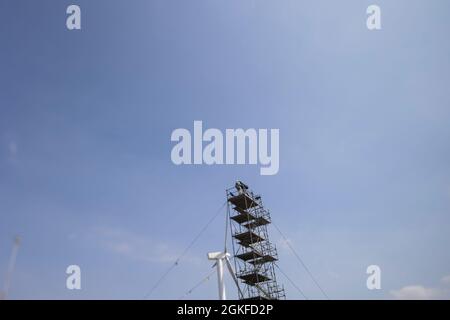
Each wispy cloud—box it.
[90,226,201,265]
[8,141,17,157]
[390,274,450,300]
[5,140,18,162]
[441,275,450,285]
[390,285,444,300]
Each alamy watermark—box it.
[64,4,381,31]
[66,5,81,30]
[66,265,81,290]
[171,121,279,175]
[367,5,381,30]
[366,265,381,290]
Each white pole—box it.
[217,258,226,300]
[208,251,229,300]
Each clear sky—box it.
[1,0,450,299]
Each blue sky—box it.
[1,0,450,299]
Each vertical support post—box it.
[217,258,226,300]
[208,252,228,300]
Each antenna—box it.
[1,236,21,300]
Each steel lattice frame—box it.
[227,182,285,300]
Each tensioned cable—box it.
[274,263,308,300]
[272,221,330,300]
[178,269,216,300]
[143,201,227,299]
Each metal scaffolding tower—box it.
[227,181,285,300]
